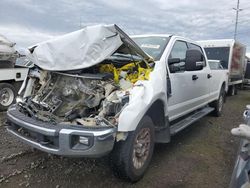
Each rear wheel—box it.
[211,87,225,117]
[110,116,155,182]
[0,83,16,111]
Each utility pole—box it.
[233,0,242,39]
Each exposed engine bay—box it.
[17,58,153,127]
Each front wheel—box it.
[110,116,155,182]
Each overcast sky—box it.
[0,0,250,52]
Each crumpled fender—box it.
[118,60,168,132]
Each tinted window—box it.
[204,47,230,69]
[188,43,206,66]
[188,43,203,53]
[132,36,170,61]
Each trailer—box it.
[0,34,28,110]
[244,56,250,87]
[198,39,246,95]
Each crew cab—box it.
[6,24,227,182]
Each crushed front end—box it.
[6,25,153,157]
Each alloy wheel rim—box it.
[132,128,151,169]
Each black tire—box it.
[0,83,16,111]
[110,116,155,182]
[211,87,225,117]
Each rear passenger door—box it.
[186,42,211,106]
[167,40,210,121]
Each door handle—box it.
[207,74,212,79]
[192,75,198,80]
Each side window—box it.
[188,43,206,66]
[169,41,188,59]
[188,43,202,52]
[168,41,188,73]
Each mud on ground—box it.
[0,90,250,188]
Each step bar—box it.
[170,106,214,135]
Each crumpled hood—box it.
[28,24,151,71]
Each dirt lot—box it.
[0,90,250,188]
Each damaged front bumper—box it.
[6,105,117,157]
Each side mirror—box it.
[168,58,181,65]
[185,49,205,71]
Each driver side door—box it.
[167,40,209,121]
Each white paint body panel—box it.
[118,57,167,131]
[118,35,227,131]
[166,37,227,121]
[0,68,28,82]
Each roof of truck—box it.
[131,34,201,45]
[131,34,172,38]
[131,34,195,40]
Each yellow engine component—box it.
[99,64,119,83]
[99,62,152,84]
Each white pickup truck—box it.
[6,25,227,182]
[0,34,29,110]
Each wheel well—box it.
[221,82,227,102]
[0,80,23,92]
[0,79,15,84]
[145,100,165,128]
[222,82,226,90]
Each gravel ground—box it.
[0,90,249,188]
